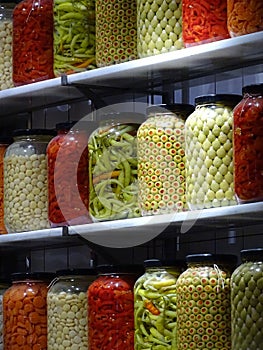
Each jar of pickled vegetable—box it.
[0,279,10,350]
[137,0,183,58]
[12,0,54,86]
[54,0,96,75]
[227,0,263,37]
[185,94,242,210]
[47,268,96,349]
[4,129,56,233]
[47,121,92,227]
[96,0,137,67]
[176,254,235,350]
[3,272,55,350]
[88,113,145,222]
[0,2,14,90]
[231,248,263,350]
[233,84,263,204]
[182,0,230,47]
[137,103,194,215]
[88,264,141,350]
[134,259,177,350]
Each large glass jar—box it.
[185,94,242,210]
[47,268,96,349]
[0,280,10,350]
[231,248,263,350]
[227,0,263,37]
[88,264,141,350]
[4,129,56,233]
[137,0,183,58]
[54,0,96,76]
[96,0,137,67]
[3,272,54,350]
[88,113,145,222]
[233,84,263,204]
[134,259,177,350]
[182,0,230,47]
[137,104,194,215]
[0,2,14,90]
[12,0,54,86]
[176,254,235,350]
[47,122,92,227]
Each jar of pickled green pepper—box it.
[176,254,236,350]
[137,103,194,216]
[134,259,177,350]
[231,248,263,350]
[88,113,145,222]
[185,94,242,210]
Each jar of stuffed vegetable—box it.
[47,268,96,349]
[12,0,54,86]
[231,248,263,350]
[233,84,263,204]
[3,272,55,350]
[176,254,236,350]
[137,103,194,215]
[4,129,56,233]
[47,121,92,227]
[134,259,177,350]
[185,94,242,210]
[88,113,145,222]
[87,264,142,350]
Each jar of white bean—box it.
[47,268,96,350]
[0,2,14,90]
[3,129,56,233]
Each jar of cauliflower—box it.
[4,129,56,233]
[185,94,242,210]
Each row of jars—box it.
[0,248,262,349]
[0,0,262,89]
[0,83,263,233]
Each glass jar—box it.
[0,280,10,350]
[137,0,183,58]
[47,268,96,349]
[185,94,242,210]
[88,264,141,350]
[137,104,194,215]
[182,0,230,47]
[134,259,177,350]
[176,254,235,350]
[233,84,263,204]
[88,113,145,222]
[4,129,56,233]
[227,0,263,37]
[3,272,54,350]
[231,248,263,350]
[0,137,12,234]
[0,2,14,90]
[54,0,96,76]
[12,0,54,86]
[47,122,92,227]
[96,0,137,67]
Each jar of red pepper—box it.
[182,0,230,47]
[233,84,263,204]
[12,0,54,86]
[87,264,142,350]
[47,121,92,227]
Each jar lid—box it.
[97,264,144,274]
[195,94,242,106]
[11,272,56,281]
[242,84,263,94]
[147,104,195,117]
[143,259,163,268]
[56,268,97,276]
[55,121,77,131]
[12,128,56,137]
[241,248,263,262]
[186,253,237,264]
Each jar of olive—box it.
[176,254,236,350]
[185,94,242,210]
[231,248,263,350]
[137,103,194,215]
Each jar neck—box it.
[14,135,53,142]
[244,92,263,98]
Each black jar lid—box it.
[12,128,56,137]
[241,248,263,262]
[195,94,242,106]
[242,84,263,94]
[147,104,195,118]
[11,271,56,282]
[56,268,97,276]
[186,253,237,265]
[143,259,163,268]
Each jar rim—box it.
[12,128,56,137]
[241,248,263,261]
[11,271,55,281]
[242,84,263,95]
[195,94,242,106]
[147,103,195,117]
[186,253,237,265]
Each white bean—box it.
[0,19,13,90]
